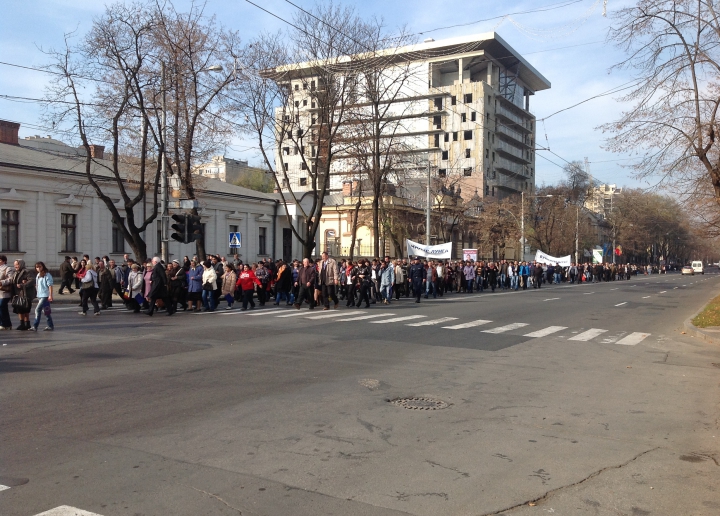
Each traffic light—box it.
[171,214,188,243]
[186,214,203,243]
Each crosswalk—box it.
[222,308,653,346]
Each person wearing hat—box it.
[167,259,187,314]
[408,256,426,303]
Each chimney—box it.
[88,144,105,159]
[342,180,352,197]
[0,120,20,145]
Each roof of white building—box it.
[0,142,277,202]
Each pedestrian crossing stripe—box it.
[370,315,426,324]
[0,485,9,492]
[337,313,396,321]
[33,507,103,516]
[443,319,492,330]
[482,323,529,334]
[406,317,458,327]
[568,328,608,341]
[306,312,347,320]
[616,332,650,345]
[524,326,567,338]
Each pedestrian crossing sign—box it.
[229,232,242,248]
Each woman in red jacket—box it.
[235,264,261,311]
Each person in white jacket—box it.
[126,263,145,313]
[201,260,218,312]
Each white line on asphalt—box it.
[482,322,529,334]
[337,313,396,322]
[407,317,458,327]
[219,308,283,316]
[543,298,560,301]
[674,287,678,289]
[615,302,627,306]
[616,332,651,346]
[584,292,595,295]
[659,291,667,294]
[0,484,9,492]
[442,319,493,329]
[524,326,567,338]
[371,315,426,324]
[610,288,618,290]
[243,308,286,316]
[642,296,651,299]
[33,507,104,516]
[305,312,349,320]
[683,285,687,287]
[568,328,608,341]
[276,311,314,318]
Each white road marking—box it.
[443,319,493,329]
[674,287,678,289]
[615,302,627,306]
[616,332,651,345]
[276,311,314,318]
[543,298,560,301]
[568,328,608,341]
[407,317,458,327]
[33,507,104,516]
[584,292,595,295]
[524,326,567,338]
[0,484,9,492]
[219,308,283,316]
[482,322,529,334]
[659,291,667,294]
[337,313,396,322]
[610,288,618,290]
[306,312,350,320]
[243,308,286,316]
[642,296,651,299]
[370,315,426,324]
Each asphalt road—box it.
[2,271,720,516]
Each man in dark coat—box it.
[408,256,426,303]
[58,256,75,294]
[146,257,168,316]
[294,258,317,310]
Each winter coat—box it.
[236,270,261,291]
[187,266,203,293]
[221,271,237,296]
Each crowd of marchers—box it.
[1,251,655,333]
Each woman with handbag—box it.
[9,259,36,330]
[30,261,54,331]
[201,260,217,312]
[79,262,101,316]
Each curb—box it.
[683,309,720,345]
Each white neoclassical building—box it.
[0,120,300,267]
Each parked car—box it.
[681,265,695,276]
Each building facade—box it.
[193,155,251,183]
[273,32,550,203]
[0,120,301,268]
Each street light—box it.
[159,62,224,264]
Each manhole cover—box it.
[389,397,448,410]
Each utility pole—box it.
[520,191,525,261]
[426,159,431,246]
[160,61,169,264]
[575,204,579,264]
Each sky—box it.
[0,0,644,189]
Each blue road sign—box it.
[229,232,242,248]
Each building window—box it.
[311,80,316,91]
[295,101,299,108]
[433,115,441,128]
[303,99,307,106]
[441,150,448,160]
[463,167,472,176]
[434,98,443,109]
[258,227,267,255]
[303,82,308,90]
[453,132,458,141]
[471,112,476,121]
[492,186,495,196]
[111,217,124,254]
[464,93,473,103]
[301,162,307,170]
[284,162,289,172]
[300,177,307,186]
[433,134,440,147]
[294,84,299,91]
[464,130,473,140]
[283,147,289,155]
[311,101,316,108]
[485,185,489,196]
[451,95,456,105]
[295,115,299,123]
[438,169,447,178]
[485,149,489,158]
[444,132,449,143]
[60,213,76,252]
[1,209,19,252]
[461,113,466,123]
[465,148,471,158]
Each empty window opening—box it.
[444,133,449,143]
[434,134,440,147]
[294,84,299,91]
[451,95,457,106]
[471,112,476,122]
[438,169,447,177]
[442,150,449,160]
[453,132,458,141]
[464,93,473,103]
[283,162,288,171]
[295,101,300,108]
[465,148,471,158]
[300,177,307,186]
[461,113,466,123]
[464,130,473,140]
[463,167,472,176]
[303,99,307,106]
[433,115,441,128]
[434,98,443,109]
[301,162,307,170]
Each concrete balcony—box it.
[496,123,531,147]
[495,155,529,178]
[495,140,531,163]
[495,104,532,133]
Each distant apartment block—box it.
[194,155,251,184]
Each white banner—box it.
[406,239,453,259]
[534,250,572,267]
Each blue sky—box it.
[1,0,642,188]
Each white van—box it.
[691,261,704,274]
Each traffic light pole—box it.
[160,61,169,264]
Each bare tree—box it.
[603,1,720,204]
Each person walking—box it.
[58,256,75,295]
[201,260,217,312]
[79,262,101,316]
[126,263,144,313]
[186,259,203,312]
[319,251,339,310]
[294,258,317,310]
[379,260,395,304]
[30,262,54,331]
[236,263,260,310]
[146,257,169,316]
[408,257,425,303]
[97,261,114,309]
[0,255,13,330]
[463,260,476,293]
[167,259,187,313]
[5,259,35,330]
[221,264,237,310]
[274,260,293,306]
[393,259,406,300]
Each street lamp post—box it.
[426,160,431,246]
